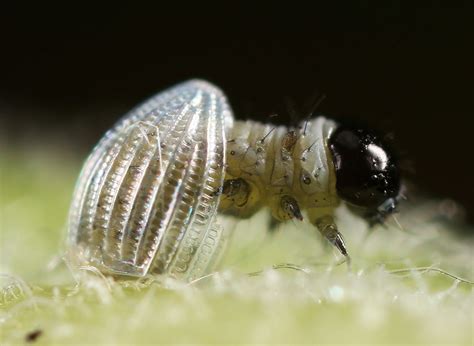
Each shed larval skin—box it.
[68,80,232,281]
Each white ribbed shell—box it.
[68,80,232,281]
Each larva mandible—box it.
[68,79,401,281]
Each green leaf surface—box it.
[1,149,473,345]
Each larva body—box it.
[68,80,401,281]
[222,118,338,222]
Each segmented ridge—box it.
[91,126,145,257]
[76,132,128,248]
[134,93,204,271]
[148,139,204,274]
[164,104,216,275]
[104,123,159,262]
[169,92,227,278]
[187,221,226,282]
[148,91,212,275]
[117,96,197,273]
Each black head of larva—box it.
[328,125,401,224]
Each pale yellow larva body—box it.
[68,79,343,281]
[221,118,339,222]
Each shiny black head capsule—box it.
[328,125,401,223]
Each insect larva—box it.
[68,79,401,281]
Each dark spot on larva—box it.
[25,329,43,343]
[256,147,263,153]
[230,150,236,155]
[301,157,306,162]
[282,130,298,152]
[303,175,311,184]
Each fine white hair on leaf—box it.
[0,273,34,303]
[3,85,474,344]
[77,265,114,291]
[389,266,474,285]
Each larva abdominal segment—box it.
[68,79,347,281]
[223,118,339,221]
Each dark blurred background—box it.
[1,3,473,221]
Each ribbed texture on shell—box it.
[68,80,232,280]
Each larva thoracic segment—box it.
[68,79,401,281]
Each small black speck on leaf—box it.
[25,329,43,343]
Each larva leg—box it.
[268,196,303,231]
[221,178,251,207]
[279,195,303,221]
[218,177,267,220]
[310,212,351,266]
